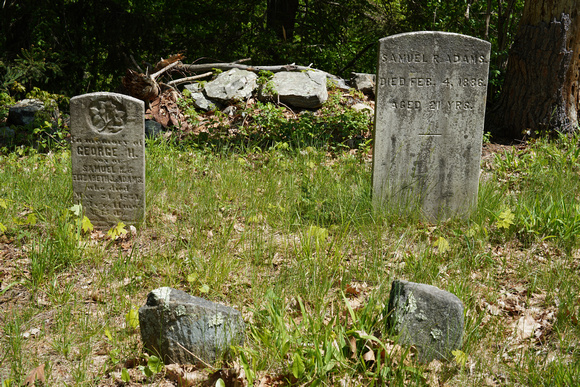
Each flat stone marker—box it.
[387,280,464,363]
[71,92,145,228]
[372,32,491,220]
[139,287,245,365]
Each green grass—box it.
[1,133,580,385]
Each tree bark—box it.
[486,0,579,138]
[267,0,299,40]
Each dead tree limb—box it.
[167,72,213,87]
[176,62,347,86]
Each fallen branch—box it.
[166,71,213,87]
[176,62,347,87]
[150,60,181,80]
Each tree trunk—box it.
[486,0,579,138]
[267,0,299,40]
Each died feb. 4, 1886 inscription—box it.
[372,32,491,220]
[71,92,145,228]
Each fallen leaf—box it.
[165,364,208,386]
[362,348,375,362]
[21,328,41,339]
[515,313,540,340]
[24,364,45,386]
[349,336,357,359]
[345,283,361,296]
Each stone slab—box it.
[204,68,258,102]
[351,72,376,95]
[372,32,491,220]
[139,287,244,365]
[259,71,328,109]
[8,99,45,126]
[70,92,145,228]
[387,280,464,363]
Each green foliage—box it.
[0,46,62,96]
[121,368,130,383]
[0,92,15,121]
[0,0,524,99]
[236,90,371,150]
[0,86,69,154]
[496,208,515,230]
[107,222,128,240]
[139,355,163,379]
[125,308,140,330]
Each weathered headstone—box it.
[139,287,245,365]
[387,280,464,363]
[372,32,491,219]
[71,92,145,228]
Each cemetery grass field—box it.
[1,135,580,386]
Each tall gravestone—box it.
[71,92,145,228]
[372,32,491,220]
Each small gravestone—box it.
[70,92,145,228]
[387,280,464,363]
[139,287,244,365]
[372,32,491,220]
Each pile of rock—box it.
[182,69,375,112]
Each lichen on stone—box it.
[430,328,443,341]
[208,312,224,328]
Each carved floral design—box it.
[89,99,127,133]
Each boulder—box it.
[139,287,244,365]
[204,68,258,102]
[387,280,464,363]
[351,103,374,115]
[184,84,220,112]
[351,73,376,96]
[7,99,45,126]
[260,71,328,109]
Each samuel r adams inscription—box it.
[372,32,491,220]
[71,92,145,227]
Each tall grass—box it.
[1,134,580,385]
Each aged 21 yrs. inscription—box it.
[71,92,145,228]
[372,32,491,220]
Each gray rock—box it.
[184,84,219,112]
[351,103,374,115]
[7,99,45,126]
[326,75,350,91]
[351,73,376,95]
[139,287,244,365]
[222,105,237,117]
[204,68,258,102]
[259,71,328,109]
[387,280,464,363]
[145,119,164,138]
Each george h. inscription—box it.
[71,92,145,228]
[372,32,491,220]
